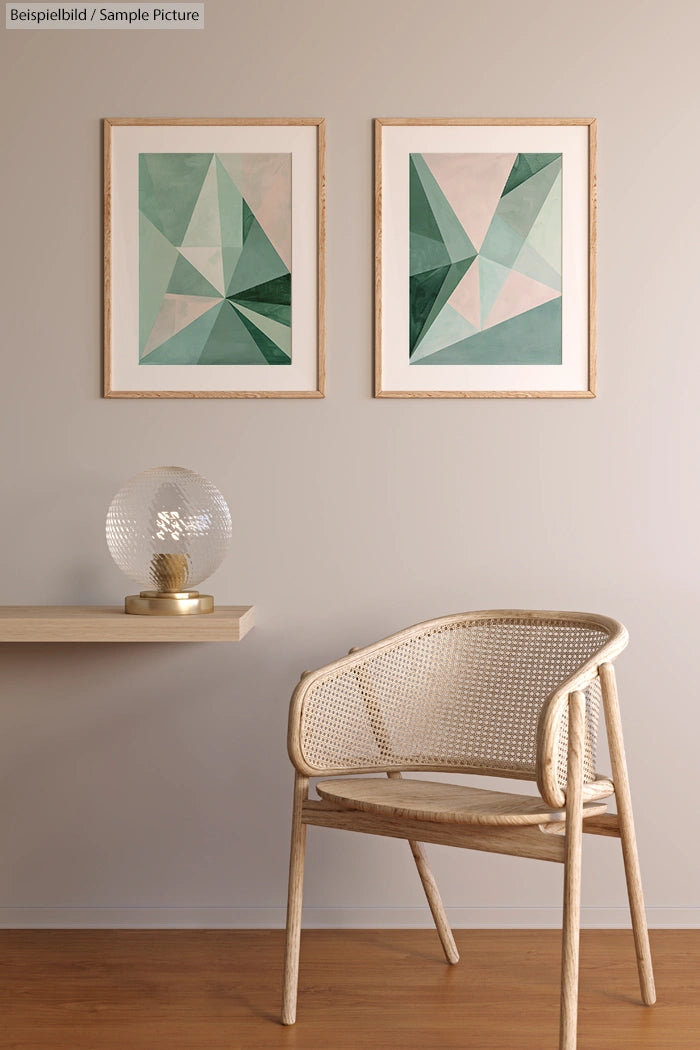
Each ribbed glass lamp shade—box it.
[106,466,232,614]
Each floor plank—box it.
[0,929,696,1049]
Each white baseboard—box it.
[0,906,697,929]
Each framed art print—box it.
[104,118,325,397]
[375,118,596,398]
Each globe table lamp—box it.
[106,466,232,615]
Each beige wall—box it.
[1,0,697,928]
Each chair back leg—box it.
[560,691,585,1050]
[407,839,460,964]
[387,772,459,965]
[600,663,656,1005]
[282,773,309,1025]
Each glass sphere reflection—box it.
[106,466,232,592]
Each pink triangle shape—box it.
[448,261,481,330]
[483,269,561,331]
[423,153,516,251]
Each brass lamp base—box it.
[125,591,215,615]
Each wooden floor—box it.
[0,929,697,1049]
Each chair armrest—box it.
[536,624,627,808]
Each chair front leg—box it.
[600,663,656,1005]
[560,691,585,1050]
[282,773,309,1025]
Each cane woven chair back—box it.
[288,611,628,808]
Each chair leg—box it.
[282,773,309,1025]
[600,663,656,1005]
[386,772,459,964]
[408,839,460,964]
[560,691,585,1050]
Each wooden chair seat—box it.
[316,777,609,826]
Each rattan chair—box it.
[281,610,655,1048]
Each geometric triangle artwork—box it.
[139,152,292,366]
[409,152,562,366]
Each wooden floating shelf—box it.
[0,606,254,643]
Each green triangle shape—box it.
[411,303,478,363]
[227,216,289,297]
[496,156,562,239]
[411,231,451,277]
[409,256,474,355]
[215,156,244,249]
[181,157,222,247]
[198,301,267,364]
[167,252,222,298]
[141,154,213,246]
[411,154,477,264]
[140,301,223,364]
[512,240,562,291]
[410,264,450,354]
[139,213,179,355]
[230,299,290,325]
[479,256,511,328]
[415,256,474,354]
[231,305,291,364]
[409,154,446,244]
[231,301,291,358]
[413,297,562,366]
[139,158,169,240]
[230,272,291,307]
[522,171,562,276]
[480,214,527,270]
[221,246,243,294]
[242,199,255,242]
[501,153,561,197]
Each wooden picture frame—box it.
[104,118,325,398]
[375,118,596,398]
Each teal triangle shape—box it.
[181,157,221,247]
[496,156,562,239]
[215,156,244,249]
[227,215,289,298]
[221,246,243,295]
[410,264,450,354]
[139,213,179,355]
[139,159,168,239]
[480,214,526,270]
[231,305,291,364]
[140,154,213,246]
[415,256,474,354]
[412,303,478,363]
[512,240,562,291]
[140,301,223,364]
[413,297,562,366]
[198,301,267,364]
[167,252,222,298]
[231,299,290,325]
[479,256,512,328]
[501,153,561,197]
[410,154,477,264]
[410,256,474,356]
[410,155,446,245]
[411,231,451,277]
[520,171,562,277]
[242,199,255,242]
[229,272,291,307]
